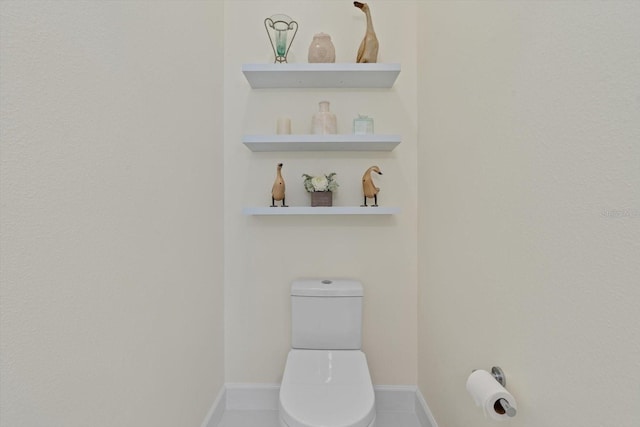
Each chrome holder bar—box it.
[498,398,517,417]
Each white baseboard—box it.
[374,385,418,412]
[200,386,226,427]
[201,383,438,427]
[415,388,439,427]
[225,383,280,411]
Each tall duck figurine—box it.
[271,163,288,207]
[361,165,382,207]
[354,2,379,63]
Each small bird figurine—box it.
[354,1,379,63]
[271,163,288,207]
[361,165,382,207]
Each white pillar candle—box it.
[277,117,292,134]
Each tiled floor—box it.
[218,409,422,427]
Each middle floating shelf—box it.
[242,134,401,152]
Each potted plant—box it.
[302,173,339,206]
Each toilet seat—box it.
[279,349,376,427]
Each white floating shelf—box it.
[242,63,401,89]
[242,134,401,152]
[243,206,400,216]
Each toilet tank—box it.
[291,279,363,350]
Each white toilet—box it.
[279,279,376,427]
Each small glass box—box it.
[353,115,374,135]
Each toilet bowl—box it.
[279,279,375,427]
[279,350,376,427]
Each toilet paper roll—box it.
[466,370,517,421]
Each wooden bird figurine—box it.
[361,165,382,207]
[271,163,288,207]
[354,1,379,63]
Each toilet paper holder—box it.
[474,366,517,418]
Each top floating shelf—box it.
[242,63,401,89]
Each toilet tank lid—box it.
[291,279,363,297]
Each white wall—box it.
[224,0,418,385]
[417,2,640,427]
[5,1,639,426]
[0,2,225,427]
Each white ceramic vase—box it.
[311,101,337,135]
[308,33,336,63]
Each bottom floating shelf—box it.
[243,206,400,216]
